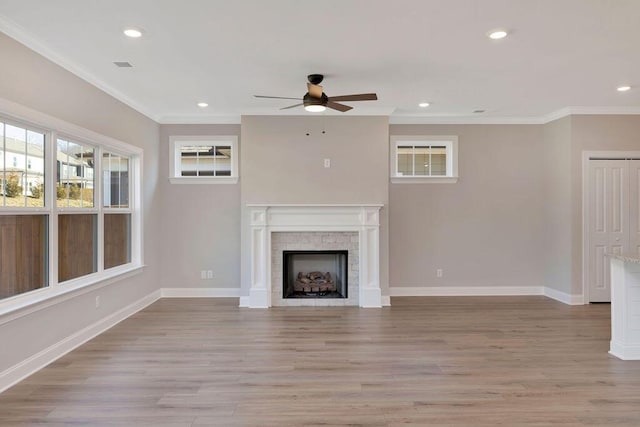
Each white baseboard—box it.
[161,287,240,298]
[0,289,161,394]
[381,296,391,306]
[390,286,544,297]
[239,296,250,307]
[610,341,640,360]
[543,287,585,305]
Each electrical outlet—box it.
[206,270,213,279]
[200,270,207,279]
[324,158,331,168]
[436,269,443,278]
[95,296,100,308]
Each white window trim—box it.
[390,135,459,184]
[0,97,144,318]
[169,135,238,184]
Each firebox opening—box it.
[283,250,348,299]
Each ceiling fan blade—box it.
[254,95,302,100]
[326,101,353,112]
[307,83,323,98]
[328,93,377,102]
[280,103,303,110]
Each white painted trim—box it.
[169,177,238,185]
[540,107,640,124]
[158,115,242,125]
[389,116,546,125]
[239,296,250,307]
[161,288,241,298]
[609,341,640,360]
[391,177,458,184]
[247,204,383,308]
[543,287,584,305]
[0,265,145,325]
[0,289,161,394]
[381,295,391,306]
[390,286,544,296]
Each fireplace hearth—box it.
[283,250,348,299]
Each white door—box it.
[588,160,630,302]
[630,160,640,258]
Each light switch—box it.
[324,158,331,168]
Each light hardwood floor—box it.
[1,296,639,426]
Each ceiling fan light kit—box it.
[255,74,378,113]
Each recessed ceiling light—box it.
[197,102,209,108]
[487,29,508,40]
[617,85,631,92]
[123,28,143,38]
[418,102,430,108]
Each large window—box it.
[390,135,458,184]
[169,135,238,184]
[0,111,141,310]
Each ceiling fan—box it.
[254,74,377,112]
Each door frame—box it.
[582,151,640,303]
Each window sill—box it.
[169,177,238,185]
[0,263,145,325]
[391,176,459,184]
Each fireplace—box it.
[283,250,348,299]
[245,204,383,308]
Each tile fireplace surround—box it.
[246,204,383,308]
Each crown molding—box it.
[0,15,161,122]
[158,115,242,124]
[541,107,640,124]
[388,115,545,125]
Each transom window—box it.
[390,135,458,184]
[169,136,238,184]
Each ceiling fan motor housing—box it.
[303,92,328,107]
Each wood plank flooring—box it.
[1,296,639,426]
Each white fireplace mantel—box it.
[247,204,383,308]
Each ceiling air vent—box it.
[473,109,485,114]
[113,61,133,68]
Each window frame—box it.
[0,98,143,317]
[169,135,238,184]
[390,135,459,184]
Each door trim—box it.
[582,151,640,303]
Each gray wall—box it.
[388,124,547,289]
[542,117,573,294]
[0,33,161,371]
[240,115,390,296]
[158,124,241,289]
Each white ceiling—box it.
[0,0,639,123]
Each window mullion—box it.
[49,131,59,288]
[96,146,104,273]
